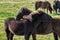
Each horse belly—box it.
[9,23,24,35]
[36,22,52,34]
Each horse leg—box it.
[9,32,14,40]
[24,25,32,40]
[55,9,57,14]
[24,22,31,40]
[47,9,48,13]
[32,34,36,40]
[53,32,58,40]
[59,8,60,12]
[5,28,10,40]
[5,29,14,40]
[49,9,52,14]
[24,20,34,40]
[24,32,31,40]
[49,6,53,14]
[35,2,38,10]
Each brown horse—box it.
[4,17,36,40]
[4,7,34,40]
[35,1,53,14]
[23,10,60,40]
[24,9,60,40]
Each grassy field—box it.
[0,0,60,40]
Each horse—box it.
[53,1,60,14]
[4,7,34,40]
[24,9,60,40]
[35,1,53,14]
[4,17,36,40]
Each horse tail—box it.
[4,18,15,31]
[4,19,10,32]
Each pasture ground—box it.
[0,0,60,40]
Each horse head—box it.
[16,7,32,20]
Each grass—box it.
[0,0,60,40]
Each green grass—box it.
[0,0,60,40]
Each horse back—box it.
[4,18,25,35]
